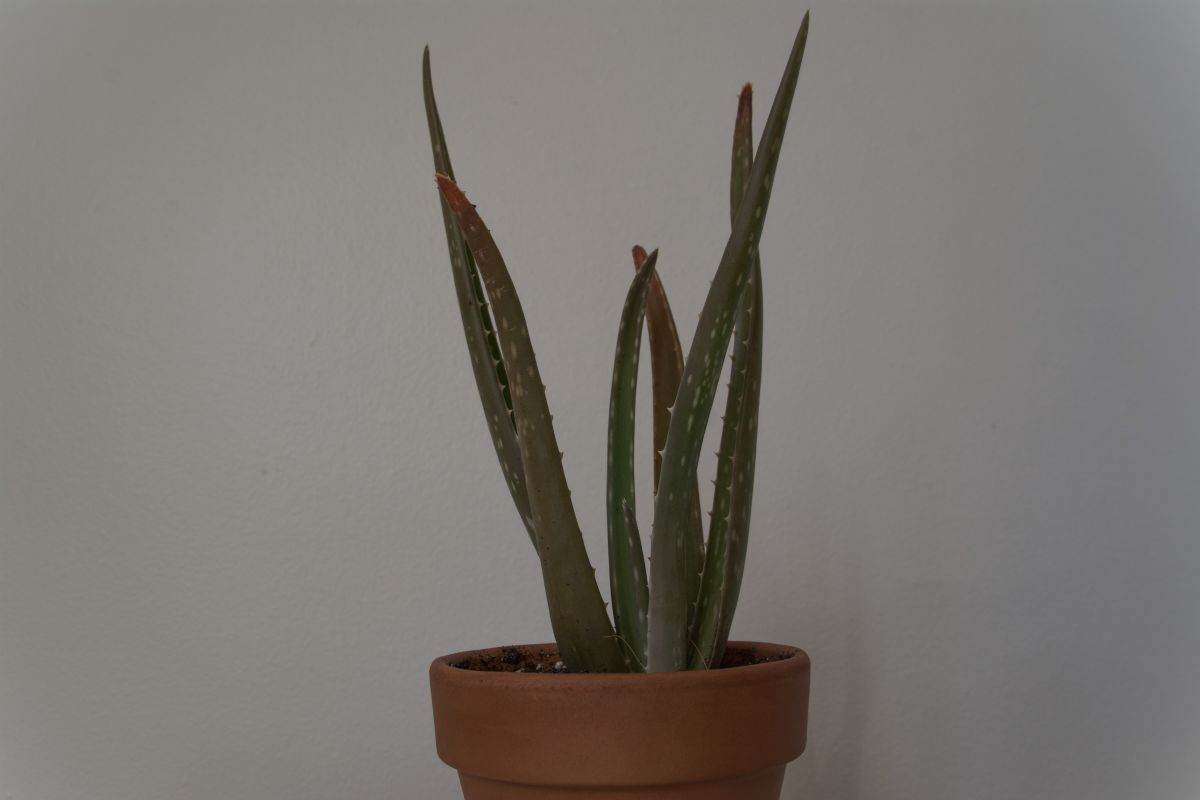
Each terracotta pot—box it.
[429,641,810,799]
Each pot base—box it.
[459,766,785,799]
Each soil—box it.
[717,647,795,669]
[451,646,568,673]
[450,645,796,673]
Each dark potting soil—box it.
[717,647,794,669]
[451,646,569,673]
[450,645,795,674]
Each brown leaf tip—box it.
[435,173,471,212]
[632,245,648,271]
[737,83,753,120]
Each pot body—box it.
[429,641,809,800]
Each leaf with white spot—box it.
[648,14,808,672]
[436,175,627,673]
[607,249,657,670]
[632,245,706,632]
[713,277,762,667]
[691,83,763,670]
[423,49,534,546]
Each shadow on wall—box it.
[793,548,870,800]
[776,473,873,800]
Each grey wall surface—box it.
[3,2,1199,798]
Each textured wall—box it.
[2,2,1199,798]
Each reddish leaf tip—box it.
[435,173,471,212]
[737,83,753,120]
[632,245,648,271]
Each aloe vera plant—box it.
[425,13,809,673]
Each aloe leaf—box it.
[711,84,765,668]
[648,14,808,672]
[690,83,760,669]
[422,48,534,545]
[607,249,658,670]
[688,278,762,670]
[618,502,649,671]
[730,84,756,230]
[436,175,628,673]
[632,246,706,634]
[712,270,762,666]
[632,245,678,488]
[613,508,648,672]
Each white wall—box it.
[3,2,1199,798]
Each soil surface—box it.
[451,645,796,673]
[451,646,568,673]
[717,648,795,669]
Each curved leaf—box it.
[649,13,808,672]
[632,245,706,633]
[713,270,762,666]
[607,249,658,669]
[691,82,763,669]
[422,48,534,545]
[437,175,627,673]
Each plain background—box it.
[3,1,1199,798]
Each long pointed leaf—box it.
[632,245,680,489]
[436,175,627,673]
[730,84,756,228]
[689,279,762,669]
[712,84,766,668]
[607,249,658,670]
[619,502,649,671]
[632,246,706,634]
[648,14,808,672]
[713,271,763,665]
[691,83,761,668]
[423,48,534,545]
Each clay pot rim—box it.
[431,640,809,690]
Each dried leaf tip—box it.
[435,173,471,213]
[632,245,649,271]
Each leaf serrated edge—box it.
[436,174,628,673]
[422,48,534,544]
[691,82,759,669]
[607,250,659,670]
[648,14,808,672]
[632,245,707,638]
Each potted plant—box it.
[424,13,811,799]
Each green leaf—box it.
[713,272,762,665]
[436,174,628,673]
[607,249,658,670]
[632,245,677,489]
[632,245,706,636]
[690,83,762,669]
[422,48,534,546]
[648,13,808,672]
[689,277,762,670]
[618,502,649,672]
[730,83,756,230]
